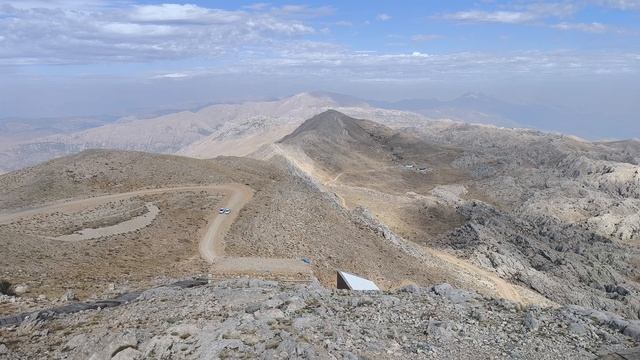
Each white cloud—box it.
[439,2,636,36]
[153,72,190,79]
[276,5,334,17]
[441,2,577,24]
[216,48,640,82]
[101,23,176,36]
[130,4,238,23]
[1,0,638,83]
[593,0,640,10]
[552,22,608,33]
[376,13,391,21]
[523,2,578,17]
[243,3,269,11]
[0,2,317,65]
[0,0,112,9]
[442,10,538,24]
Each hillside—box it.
[1,112,640,358]
[0,150,280,312]
[0,93,428,174]
[261,110,476,241]
[0,148,494,316]
[257,110,640,321]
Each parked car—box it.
[224,208,231,214]
[218,208,225,214]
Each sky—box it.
[1,0,639,138]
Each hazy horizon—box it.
[1,0,639,139]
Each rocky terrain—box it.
[1,108,639,358]
[401,121,640,319]
[1,149,480,315]
[253,111,640,321]
[1,278,638,359]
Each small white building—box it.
[336,271,380,291]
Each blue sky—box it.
[1,1,639,138]
[2,1,638,75]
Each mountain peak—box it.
[315,108,348,118]
[304,109,354,123]
[279,110,356,143]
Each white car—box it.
[218,208,225,214]
[224,208,231,214]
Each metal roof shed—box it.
[336,271,380,291]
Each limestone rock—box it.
[524,312,540,332]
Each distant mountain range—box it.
[0,91,635,174]
[370,92,585,131]
[0,93,426,173]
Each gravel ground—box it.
[0,277,638,359]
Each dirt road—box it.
[0,184,254,263]
[197,184,253,262]
[52,203,160,241]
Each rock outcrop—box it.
[1,278,638,359]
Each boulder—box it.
[426,320,455,342]
[254,308,285,322]
[568,322,587,335]
[111,347,142,360]
[13,285,29,296]
[61,290,77,302]
[142,335,174,359]
[398,284,420,294]
[432,283,476,304]
[524,312,540,331]
[292,316,318,331]
[63,334,88,351]
[90,333,138,360]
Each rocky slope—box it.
[1,278,638,359]
[1,110,640,358]
[255,111,640,321]
[1,149,475,312]
[404,121,640,319]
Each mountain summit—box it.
[279,109,391,146]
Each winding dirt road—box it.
[0,184,254,263]
[197,184,253,262]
